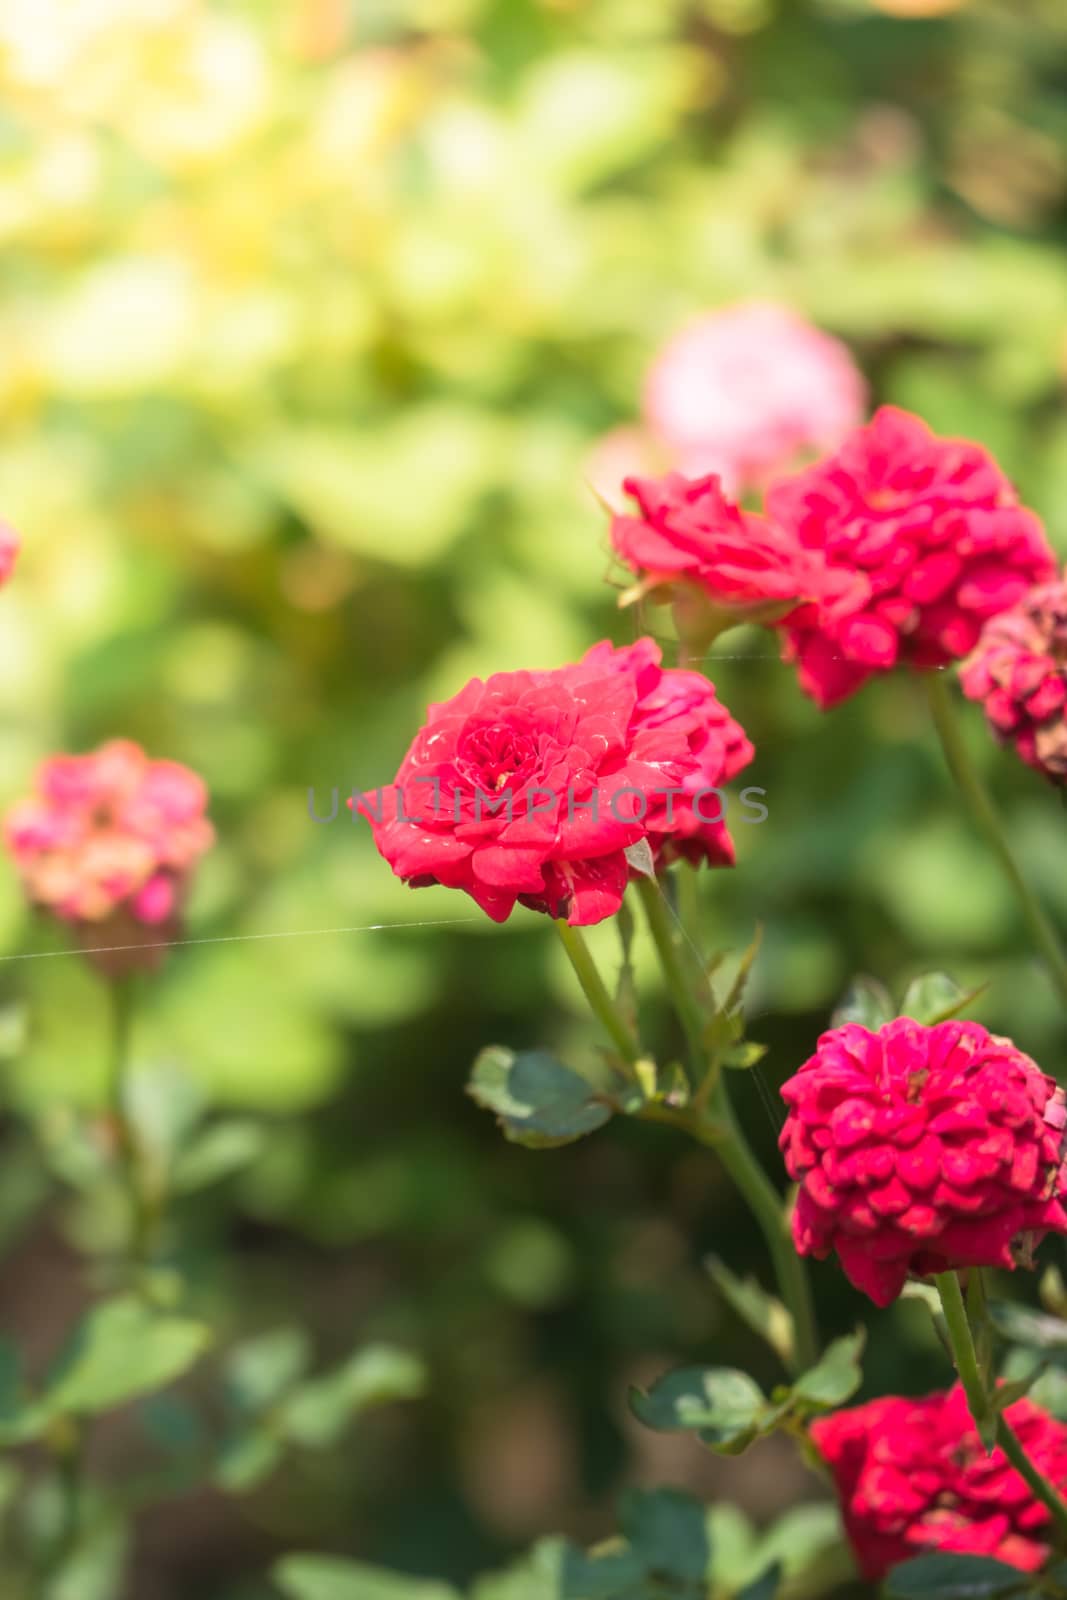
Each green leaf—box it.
[557,1545,645,1598]
[275,1556,461,1600]
[170,1119,265,1192]
[618,1486,712,1585]
[704,1256,794,1367]
[990,1369,1045,1410]
[722,925,764,1016]
[281,1344,426,1447]
[122,1061,203,1162]
[736,1565,781,1600]
[224,1327,311,1414]
[989,1302,1067,1351]
[831,976,894,1030]
[882,1553,1027,1598]
[702,1008,744,1059]
[0,1336,41,1446]
[789,1331,865,1409]
[43,1296,212,1417]
[900,973,986,1026]
[721,1041,768,1072]
[45,1512,130,1600]
[467,1047,612,1148]
[471,1539,572,1600]
[629,1367,768,1452]
[215,1429,284,1493]
[0,1003,27,1060]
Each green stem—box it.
[936,1271,1067,1545]
[635,876,819,1372]
[104,978,160,1281]
[635,876,706,1061]
[925,671,1067,1007]
[935,1270,988,1424]
[553,920,641,1070]
[997,1419,1067,1548]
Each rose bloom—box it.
[778,1017,1067,1307]
[610,471,864,622]
[5,740,213,975]
[812,1386,1067,1580]
[768,406,1057,707]
[359,640,752,925]
[581,638,753,868]
[960,575,1067,786]
[643,301,866,497]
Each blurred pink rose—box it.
[0,521,19,587]
[642,301,866,496]
[5,740,213,976]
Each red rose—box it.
[812,1387,1067,1579]
[358,643,700,926]
[611,472,857,621]
[580,639,754,867]
[779,1017,1067,1306]
[768,407,1056,707]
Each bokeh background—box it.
[1,0,1067,1595]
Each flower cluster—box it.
[642,300,866,495]
[359,639,752,925]
[812,1386,1067,1578]
[960,574,1067,785]
[5,740,213,970]
[779,1017,1067,1306]
[767,406,1056,707]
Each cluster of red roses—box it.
[7,348,1067,1582]
[358,397,1067,1581]
[362,402,1067,927]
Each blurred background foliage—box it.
[1,0,1067,1595]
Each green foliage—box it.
[467,1047,614,1147]
[899,973,987,1026]
[276,1557,461,1600]
[833,970,984,1030]
[629,1332,865,1454]
[216,1340,426,1492]
[882,1555,1037,1599]
[704,1256,794,1368]
[0,1297,211,1445]
[831,976,895,1030]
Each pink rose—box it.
[643,301,866,496]
[5,740,213,974]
